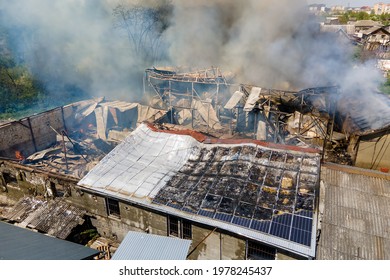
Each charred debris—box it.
[145,66,390,168]
[0,98,167,179]
[1,66,388,181]
[0,66,389,259]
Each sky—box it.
[306,0,387,6]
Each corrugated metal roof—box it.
[317,165,390,259]
[3,197,86,239]
[0,221,99,260]
[79,124,197,199]
[111,231,191,260]
[79,124,321,258]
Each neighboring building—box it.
[355,20,383,33]
[360,6,372,13]
[337,92,390,170]
[320,23,356,36]
[331,5,345,13]
[317,164,390,259]
[111,231,192,260]
[0,221,100,260]
[349,124,390,171]
[374,2,390,15]
[361,26,390,51]
[308,4,326,14]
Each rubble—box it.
[0,99,168,179]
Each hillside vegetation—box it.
[0,27,48,119]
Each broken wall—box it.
[0,161,76,208]
[354,134,390,170]
[0,105,77,159]
[0,159,303,260]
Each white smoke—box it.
[163,0,383,91]
[0,0,386,106]
[0,0,160,102]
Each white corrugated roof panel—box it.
[112,231,191,260]
[79,124,197,198]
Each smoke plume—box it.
[0,0,160,102]
[164,0,384,91]
[0,0,385,106]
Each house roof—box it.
[111,231,191,260]
[0,221,99,260]
[362,26,390,36]
[355,20,383,28]
[78,123,321,258]
[317,163,390,259]
[3,197,86,239]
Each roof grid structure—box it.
[79,124,321,257]
[152,144,319,247]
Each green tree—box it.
[380,75,390,95]
[0,24,46,116]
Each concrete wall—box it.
[0,105,76,159]
[355,134,390,170]
[0,162,60,205]
[0,161,302,260]
[185,226,247,260]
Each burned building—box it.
[336,91,390,170]
[0,98,167,256]
[77,123,320,259]
[1,67,389,260]
[144,67,233,132]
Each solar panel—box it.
[269,221,291,239]
[250,220,271,233]
[272,213,293,226]
[215,212,233,222]
[292,215,313,232]
[198,209,215,218]
[290,227,312,246]
[232,216,251,228]
[182,207,197,214]
[152,145,319,248]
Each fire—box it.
[15,150,24,161]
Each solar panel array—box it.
[153,145,319,247]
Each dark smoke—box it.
[0,0,385,109]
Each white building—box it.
[374,3,390,15]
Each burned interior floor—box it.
[153,144,319,247]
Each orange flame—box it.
[15,151,24,160]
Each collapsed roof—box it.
[0,98,167,179]
[79,123,321,257]
[3,196,86,239]
[337,92,390,136]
